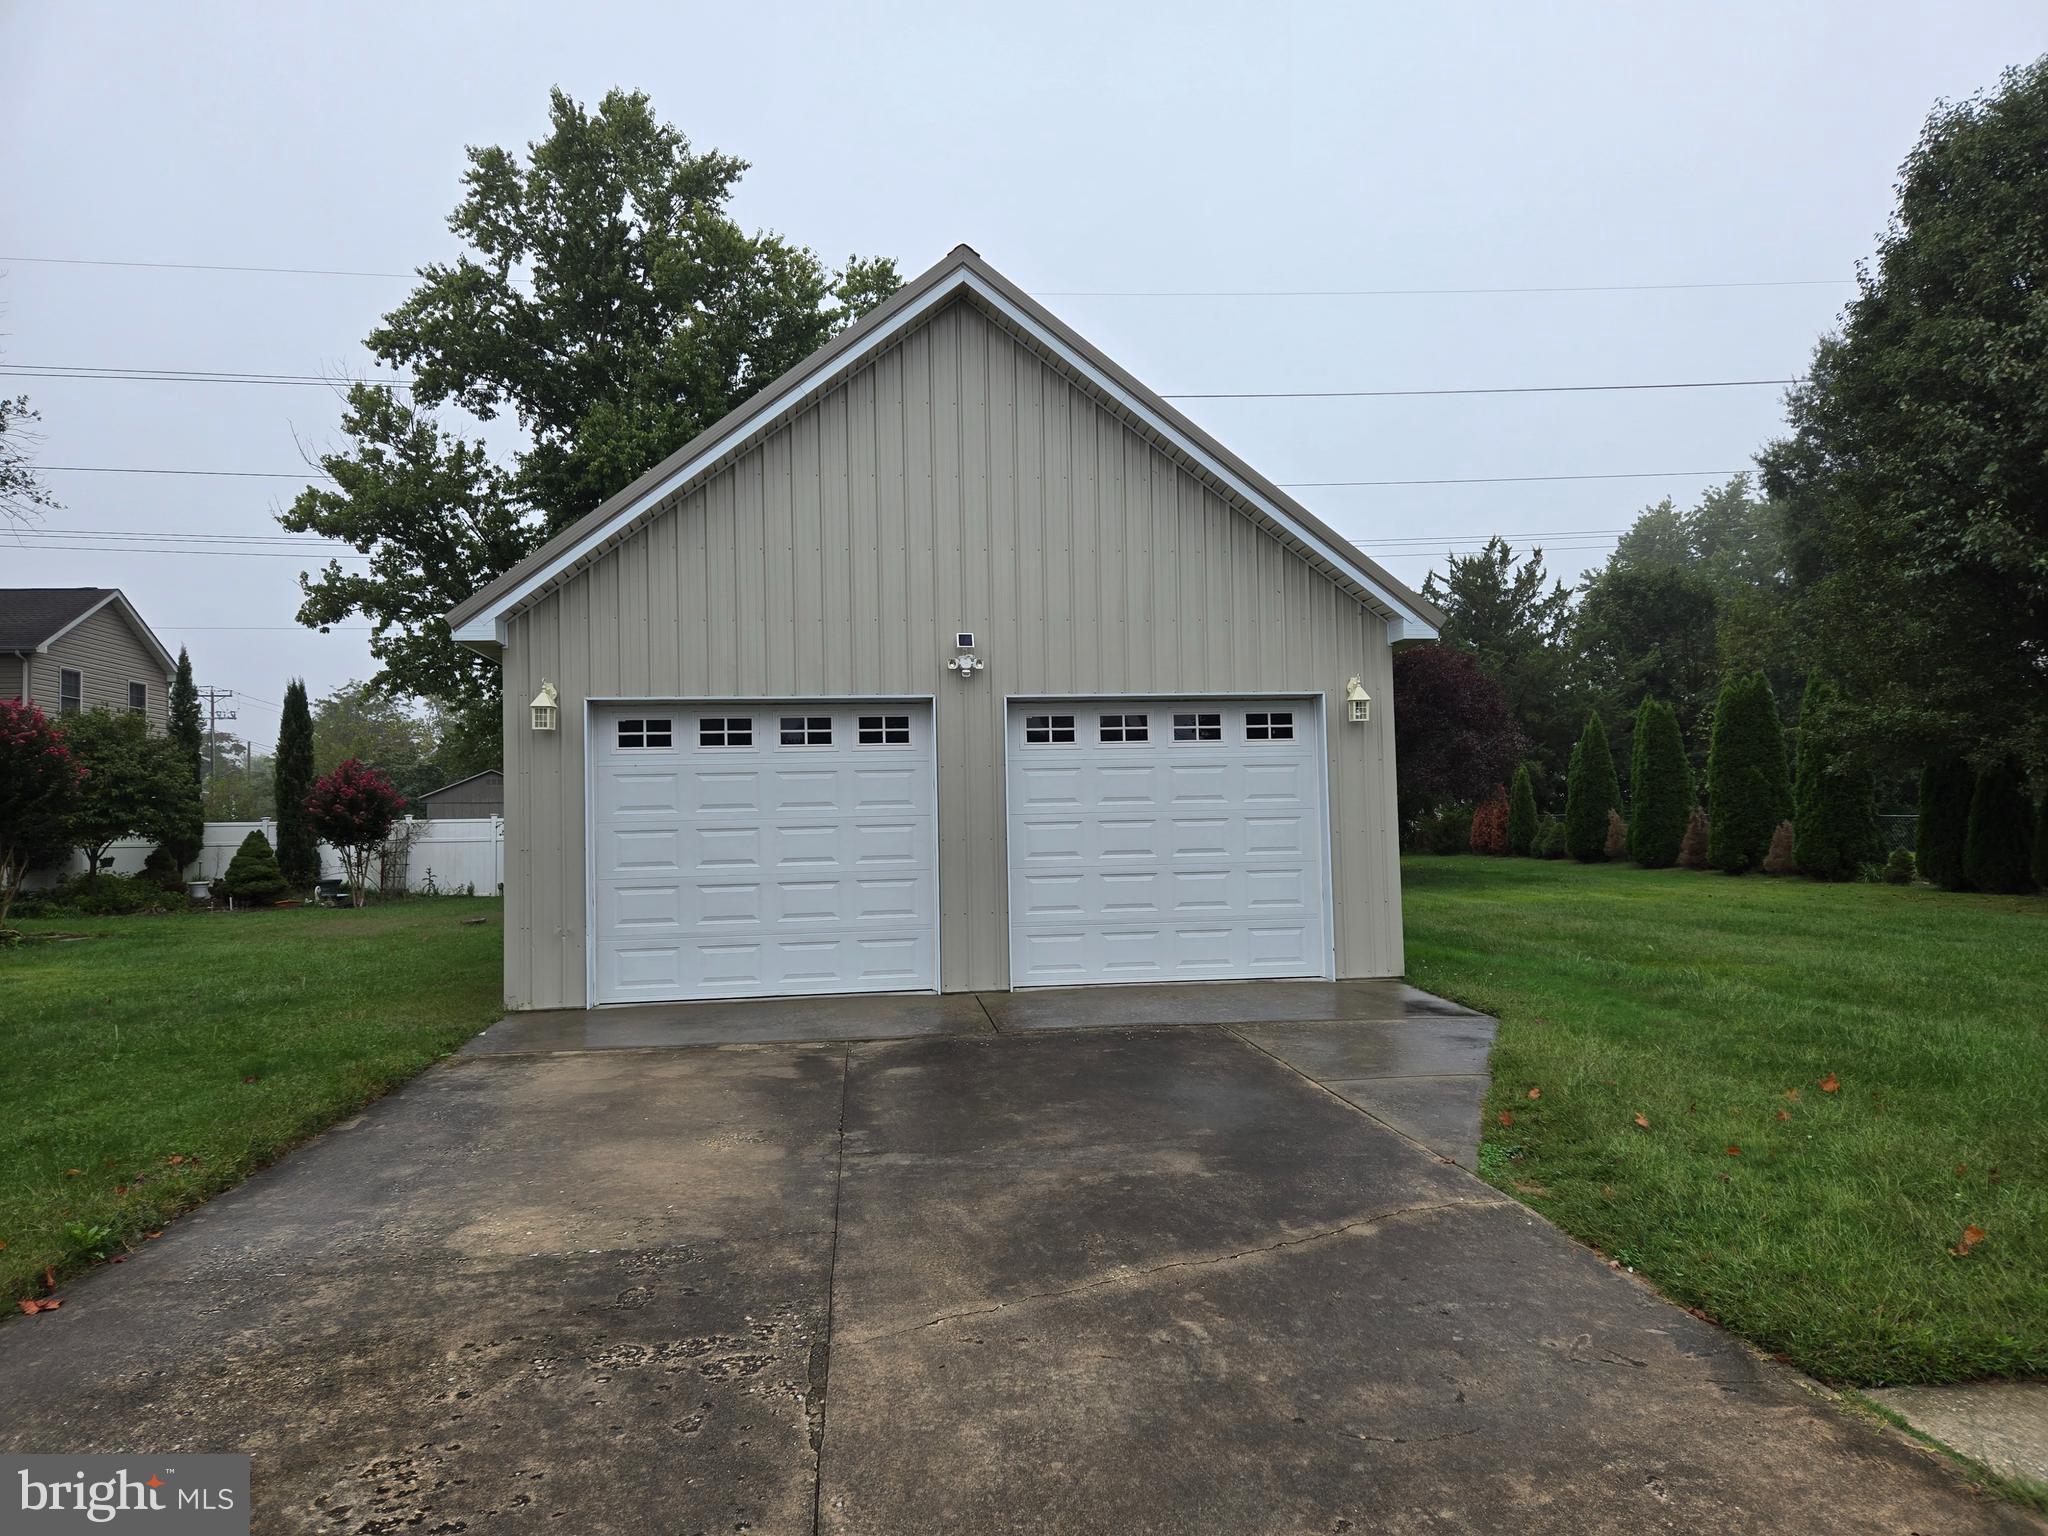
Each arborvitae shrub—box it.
[1963,762,2037,894]
[1763,821,1798,874]
[1678,807,1711,869]
[1604,808,1629,860]
[1916,757,1974,890]
[2034,796,2048,889]
[1535,817,1568,859]
[215,829,289,907]
[1470,785,1510,855]
[1706,671,1790,873]
[1882,848,1915,885]
[1791,676,1881,880]
[1627,697,1693,868]
[1564,711,1620,862]
[1506,764,1539,857]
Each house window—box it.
[617,717,674,749]
[697,716,752,748]
[1099,712,1148,743]
[1024,713,1076,745]
[780,715,832,746]
[59,668,82,714]
[1172,711,1222,742]
[1245,710,1294,741]
[129,681,149,714]
[858,714,911,745]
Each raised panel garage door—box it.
[1005,699,1331,987]
[590,702,937,1004]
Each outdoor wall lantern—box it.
[1345,677,1372,724]
[529,680,560,732]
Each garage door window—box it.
[1245,710,1294,741]
[697,716,753,747]
[617,717,674,749]
[1098,712,1148,743]
[858,714,911,745]
[1024,713,1076,744]
[780,715,833,746]
[1172,711,1222,742]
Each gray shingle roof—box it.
[0,588,117,650]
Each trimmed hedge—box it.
[1916,757,1974,890]
[1706,671,1791,873]
[1963,762,2037,894]
[1563,711,1620,862]
[1626,697,1693,868]
[1506,764,1539,857]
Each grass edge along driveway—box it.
[1402,856,2045,1388]
[2,899,503,1303]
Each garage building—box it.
[448,246,1441,1010]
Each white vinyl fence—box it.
[30,816,505,896]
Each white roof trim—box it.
[36,590,177,675]
[451,263,1437,645]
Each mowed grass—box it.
[0,900,503,1302]
[1402,857,2046,1385]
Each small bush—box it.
[1470,785,1510,855]
[215,829,290,907]
[1677,807,1711,869]
[1963,762,2037,894]
[1417,804,1474,854]
[1882,848,1915,885]
[16,873,176,917]
[140,845,189,893]
[1564,711,1620,862]
[1763,820,1798,875]
[1506,764,1539,856]
[1535,817,1568,859]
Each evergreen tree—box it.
[1915,757,1975,891]
[1626,697,1693,868]
[1506,764,1539,856]
[168,648,202,788]
[1563,710,1620,862]
[1791,676,1881,880]
[1706,671,1791,873]
[161,647,206,871]
[215,828,289,906]
[273,679,320,890]
[1962,762,2036,894]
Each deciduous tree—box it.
[305,760,407,908]
[56,709,193,882]
[0,699,84,926]
[1391,645,1527,822]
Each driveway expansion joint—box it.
[843,1198,1513,1347]
[808,1045,852,1536]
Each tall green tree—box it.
[1963,763,2037,894]
[1627,697,1694,868]
[1563,710,1620,862]
[1706,672,1792,873]
[280,87,902,748]
[273,679,319,890]
[1916,757,1975,890]
[1791,676,1881,880]
[1422,538,1578,798]
[158,646,206,870]
[1574,564,1720,771]
[168,647,203,789]
[1763,59,2048,775]
[1506,763,1539,856]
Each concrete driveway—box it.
[2,984,2034,1534]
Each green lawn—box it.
[1402,856,2046,1386]
[1,900,503,1303]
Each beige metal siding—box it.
[26,606,171,731]
[500,298,1403,1009]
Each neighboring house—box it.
[0,587,176,732]
[413,769,504,819]
[448,246,1443,1012]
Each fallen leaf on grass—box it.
[1527,1087,1542,1100]
[1726,1145,1742,1157]
[1818,1073,1840,1094]
[144,1232,162,1240]
[1633,1113,1651,1129]
[42,1267,56,1291]
[1784,1088,1800,1101]
[164,1155,185,1166]
[17,1298,63,1315]
[1955,1164,1968,1177]
[64,1169,81,1179]
[1951,1225,1988,1257]
[1776,1110,1791,1122]
[1989,1168,2001,1184]
[1497,1111,1514,1127]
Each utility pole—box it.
[196,687,237,787]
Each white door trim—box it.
[999,692,1336,989]
[583,693,941,1007]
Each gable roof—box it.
[447,245,1442,647]
[417,768,504,800]
[0,587,177,673]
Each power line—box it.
[1,361,1803,400]
[3,251,1852,298]
[37,464,330,481]
[3,539,365,560]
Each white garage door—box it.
[1005,698,1331,987]
[590,702,937,1004]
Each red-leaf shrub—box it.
[1392,646,1527,820]
[0,698,87,926]
[1470,784,1510,855]
[304,759,407,907]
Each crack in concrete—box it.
[844,1198,1511,1346]
[808,1046,852,1536]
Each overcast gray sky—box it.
[4,1,2042,747]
